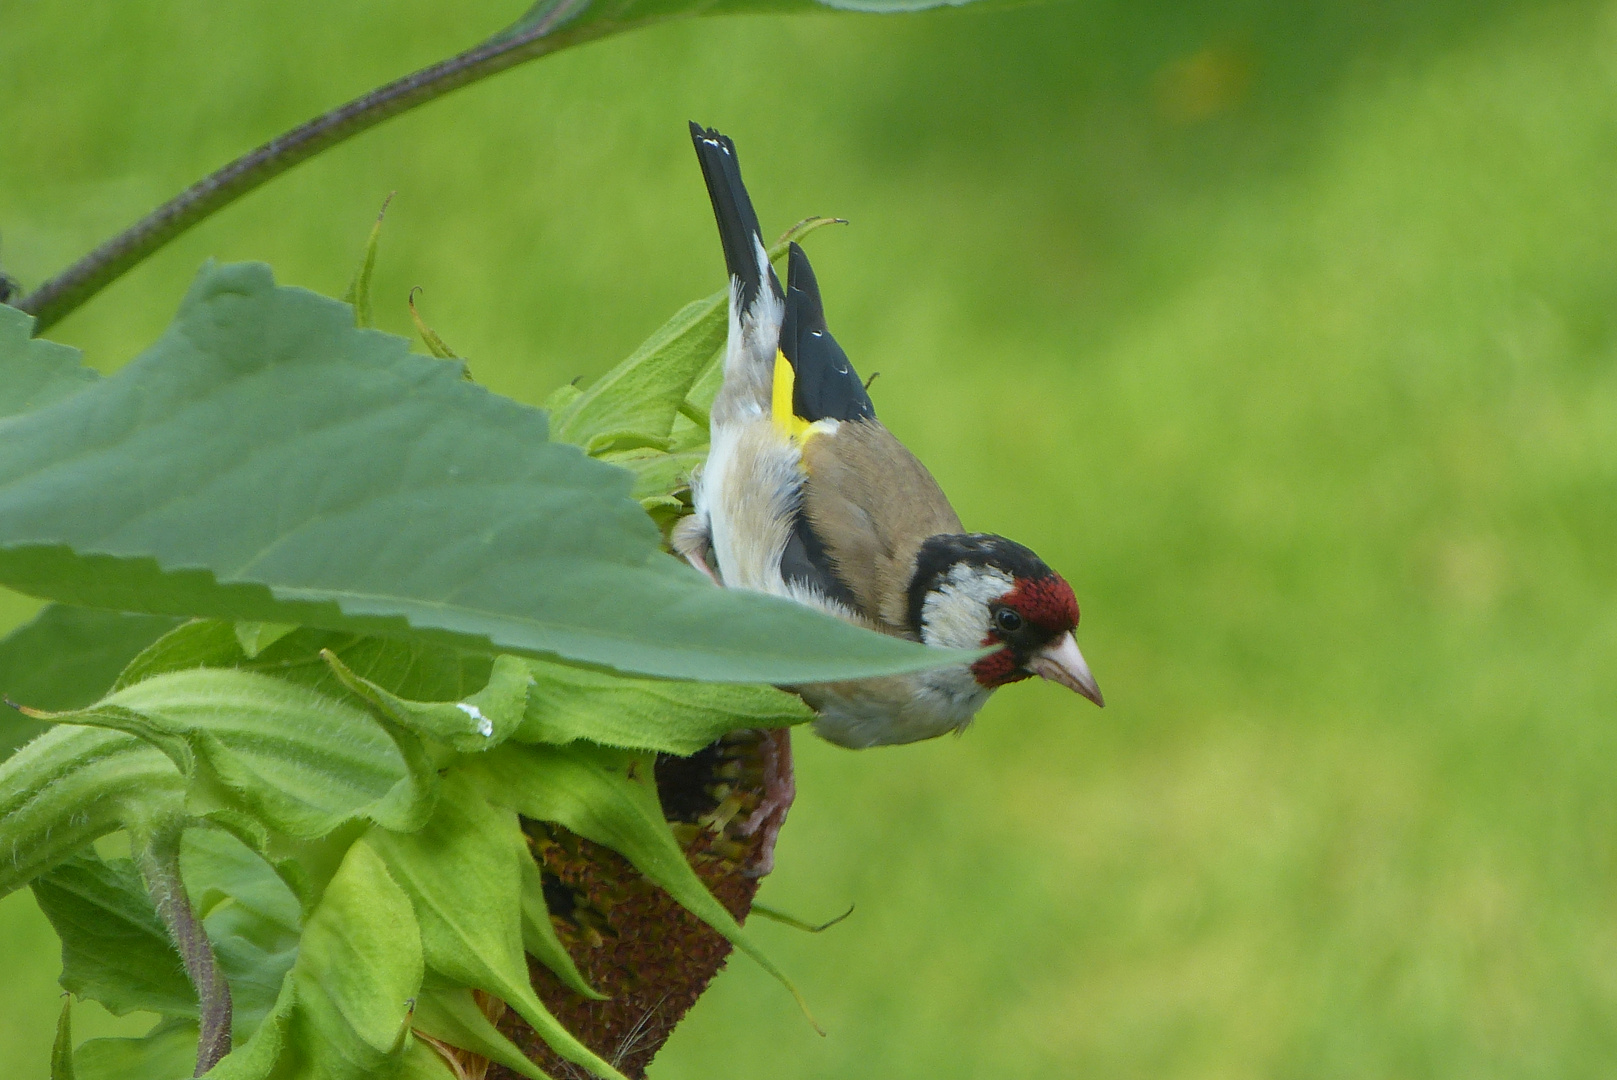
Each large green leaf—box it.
[74,1019,199,1080]
[516,657,811,755]
[471,742,817,1027]
[288,839,422,1080]
[0,302,99,420]
[32,667,434,838]
[0,605,181,710]
[0,605,180,759]
[0,261,961,685]
[367,770,625,1080]
[0,725,184,897]
[32,852,195,1017]
[33,833,301,1034]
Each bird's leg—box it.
[681,550,719,585]
[738,727,795,879]
[671,514,720,586]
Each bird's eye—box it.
[994,608,1023,633]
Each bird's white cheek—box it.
[919,565,1014,649]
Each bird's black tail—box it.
[780,241,876,423]
[689,123,783,314]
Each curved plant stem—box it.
[135,823,232,1077]
[15,0,615,334]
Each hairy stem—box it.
[15,0,617,334]
[135,824,232,1076]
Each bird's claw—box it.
[737,727,795,878]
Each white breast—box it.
[803,668,991,748]
[697,412,859,615]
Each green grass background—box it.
[4,0,1617,1075]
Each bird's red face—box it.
[970,573,1102,705]
[910,534,1103,707]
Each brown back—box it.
[800,419,963,636]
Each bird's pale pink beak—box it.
[1027,631,1104,707]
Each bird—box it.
[675,124,1103,864]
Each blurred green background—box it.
[4,0,1617,1075]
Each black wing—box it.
[777,243,879,610]
[779,511,861,613]
[689,123,783,315]
[780,242,876,423]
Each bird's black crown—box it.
[905,533,1055,635]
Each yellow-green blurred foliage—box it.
[4,0,1616,1075]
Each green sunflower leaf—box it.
[289,839,422,1079]
[514,657,811,756]
[322,651,530,753]
[471,742,818,1030]
[396,1041,461,1080]
[112,620,248,691]
[412,983,552,1080]
[550,293,726,449]
[73,1019,199,1080]
[116,620,494,706]
[34,832,300,1034]
[595,447,705,502]
[0,604,180,760]
[0,302,99,420]
[28,667,431,839]
[51,999,76,1080]
[32,852,195,1017]
[0,260,963,686]
[408,288,464,364]
[341,192,393,331]
[366,770,626,1080]
[0,726,184,897]
[232,622,297,660]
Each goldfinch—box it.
[677,123,1104,753]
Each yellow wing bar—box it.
[771,350,815,442]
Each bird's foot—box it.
[671,515,720,585]
[737,727,795,878]
[685,552,720,586]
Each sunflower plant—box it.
[0,3,983,1076]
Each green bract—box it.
[1,727,185,896]
[288,839,422,1078]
